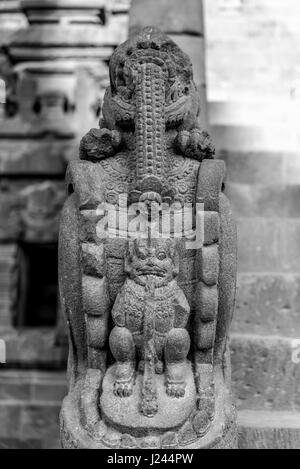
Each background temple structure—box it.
[0,0,300,449]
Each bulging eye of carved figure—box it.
[156,250,167,261]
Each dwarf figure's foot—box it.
[165,328,190,398]
[109,327,136,398]
[165,363,187,398]
[176,128,215,161]
[113,363,135,398]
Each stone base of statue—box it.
[60,364,237,450]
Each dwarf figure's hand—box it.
[176,129,215,161]
[80,128,122,161]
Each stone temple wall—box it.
[0,0,130,449]
[205,0,300,448]
[0,0,300,449]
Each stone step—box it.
[233,273,300,338]
[226,183,300,219]
[231,334,300,412]
[218,150,300,186]
[0,244,18,328]
[209,100,300,128]
[0,399,61,448]
[211,124,299,153]
[0,328,68,369]
[238,410,300,449]
[206,0,300,102]
[0,370,67,401]
[236,217,300,274]
[0,370,66,448]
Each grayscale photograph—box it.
[0,0,299,453]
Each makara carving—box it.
[59,28,237,449]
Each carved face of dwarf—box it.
[126,239,179,287]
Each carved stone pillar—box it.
[129,0,208,128]
[60,28,237,449]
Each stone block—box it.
[204,212,220,246]
[280,220,300,273]
[196,245,219,285]
[218,150,285,186]
[233,273,300,337]
[226,182,300,219]
[238,410,300,450]
[82,243,106,278]
[19,403,60,441]
[0,438,42,449]
[83,276,109,318]
[212,125,297,154]
[237,218,282,273]
[0,402,22,438]
[231,334,300,411]
[0,244,18,327]
[2,328,67,368]
[197,159,225,212]
[30,372,67,402]
[0,139,68,176]
[0,370,67,402]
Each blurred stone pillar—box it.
[0,0,128,364]
[0,1,26,44]
[129,0,208,128]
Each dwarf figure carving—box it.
[110,238,190,416]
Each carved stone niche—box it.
[59,27,238,450]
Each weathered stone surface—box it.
[238,410,300,450]
[0,180,65,242]
[207,1,300,451]
[0,400,60,447]
[226,182,300,219]
[212,125,297,154]
[0,138,69,175]
[1,328,68,368]
[237,218,300,274]
[231,334,300,412]
[0,244,18,327]
[0,438,43,449]
[0,369,65,449]
[233,273,300,337]
[237,218,281,273]
[218,151,285,186]
[129,0,204,36]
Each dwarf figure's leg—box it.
[109,326,136,398]
[165,328,190,398]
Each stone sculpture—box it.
[60,27,237,449]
